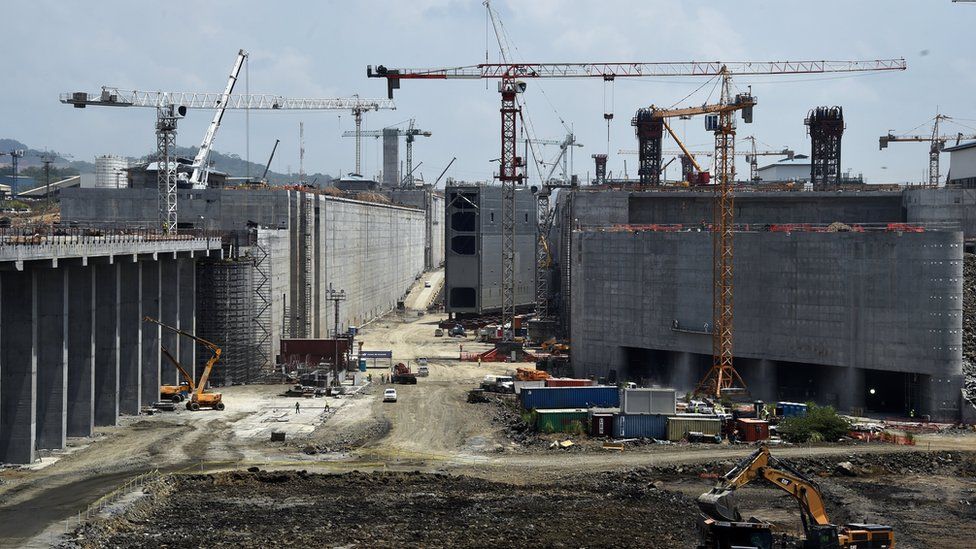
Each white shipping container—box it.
[513,380,545,394]
[622,388,677,415]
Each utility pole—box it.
[41,155,54,209]
[327,283,347,338]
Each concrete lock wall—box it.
[0,237,216,464]
[570,228,964,420]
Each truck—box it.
[391,362,418,384]
[481,374,514,394]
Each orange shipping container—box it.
[735,418,769,442]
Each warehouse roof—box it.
[943,140,976,153]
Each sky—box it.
[4,0,976,186]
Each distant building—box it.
[127,159,227,189]
[333,173,380,192]
[757,154,811,182]
[945,141,976,188]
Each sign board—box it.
[360,350,393,359]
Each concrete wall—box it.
[445,184,536,314]
[904,187,976,242]
[0,237,215,464]
[571,228,963,420]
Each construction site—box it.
[3,1,976,548]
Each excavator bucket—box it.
[697,488,741,522]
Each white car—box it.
[383,388,398,402]
[424,281,432,288]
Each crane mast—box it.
[189,49,247,189]
[880,113,976,187]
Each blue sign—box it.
[360,350,392,359]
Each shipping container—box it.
[590,413,615,437]
[735,418,769,442]
[776,402,808,418]
[534,409,589,434]
[520,386,620,410]
[513,380,546,394]
[667,415,722,441]
[614,413,667,439]
[621,388,677,415]
[545,378,595,388]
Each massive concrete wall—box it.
[445,184,536,314]
[904,187,976,242]
[571,228,964,419]
[0,236,216,464]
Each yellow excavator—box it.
[144,316,225,411]
[697,446,894,549]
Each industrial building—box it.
[554,186,970,421]
[444,183,537,315]
[946,141,976,187]
[756,155,811,182]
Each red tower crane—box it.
[368,58,906,392]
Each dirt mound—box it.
[69,470,700,548]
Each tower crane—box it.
[63,70,395,235]
[368,58,907,377]
[341,120,431,186]
[347,94,396,175]
[519,134,584,184]
[0,149,26,195]
[880,113,976,186]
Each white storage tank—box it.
[93,155,129,188]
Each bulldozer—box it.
[144,316,225,411]
[697,446,894,549]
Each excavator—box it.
[697,446,894,549]
[144,316,225,411]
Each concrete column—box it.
[140,260,160,406]
[0,270,36,464]
[837,366,865,414]
[177,258,196,381]
[35,268,67,450]
[93,262,119,426]
[743,359,778,403]
[118,261,141,414]
[160,258,180,385]
[66,264,95,437]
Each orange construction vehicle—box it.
[515,368,550,382]
[697,445,894,548]
[159,346,193,403]
[144,316,225,411]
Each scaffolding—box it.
[252,230,273,374]
[197,256,256,385]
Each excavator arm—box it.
[160,345,196,392]
[698,446,831,528]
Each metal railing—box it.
[579,221,963,234]
[49,468,164,544]
[0,224,222,247]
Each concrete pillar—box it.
[742,359,777,403]
[140,260,160,406]
[837,366,865,414]
[66,265,95,437]
[177,258,195,381]
[0,270,36,464]
[93,262,119,426]
[35,268,67,450]
[118,261,141,414]
[160,258,179,385]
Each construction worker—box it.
[295,401,300,414]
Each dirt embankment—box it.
[64,451,976,549]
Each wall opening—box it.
[449,287,476,308]
[864,369,917,415]
[451,235,476,255]
[451,211,477,232]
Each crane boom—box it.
[62,88,395,110]
[190,49,248,189]
[143,316,221,398]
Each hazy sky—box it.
[4,0,976,185]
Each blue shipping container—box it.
[777,402,808,418]
[520,386,620,410]
[614,414,667,439]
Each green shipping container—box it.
[666,415,722,441]
[535,409,589,434]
